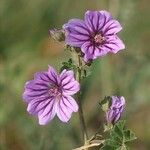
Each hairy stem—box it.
[76,54,88,146]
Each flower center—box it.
[94,34,105,44]
[48,84,61,99]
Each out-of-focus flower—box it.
[106,96,125,124]
[23,66,79,125]
[63,10,125,62]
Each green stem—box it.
[76,54,88,146]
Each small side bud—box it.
[106,96,125,125]
[100,96,126,126]
[49,29,65,42]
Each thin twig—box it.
[73,140,105,150]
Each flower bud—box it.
[106,96,125,124]
[49,29,65,42]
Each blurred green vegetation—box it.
[0,0,150,150]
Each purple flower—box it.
[106,96,125,124]
[23,66,80,125]
[63,10,125,62]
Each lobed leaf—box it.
[100,120,137,150]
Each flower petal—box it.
[60,70,74,85]
[113,113,121,123]
[65,35,86,47]
[60,70,80,95]
[48,65,59,83]
[81,41,96,62]
[107,109,114,123]
[102,20,122,35]
[62,81,80,95]
[111,96,125,108]
[23,89,48,103]
[27,96,53,115]
[62,96,78,112]
[85,11,100,32]
[64,19,89,35]
[120,96,126,106]
[38,98,56,125]
[25,80,48,91]
[104,36,125,53]
[63,19,90,47]
[34,72,50,82]
[56,96,78,122]
[93,46,109,58]
[100,10,112,23]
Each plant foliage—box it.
[100,121,137,150]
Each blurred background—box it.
[0,0,150,149]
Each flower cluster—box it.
[21,8,137,150]
[106,96,125,124]
[23,66,79,125]
[63,10,125,62]
[23,10,126,126]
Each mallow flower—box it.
[63,10,125,62]
[106,96,125,124]
[23,66,79,125]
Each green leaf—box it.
[112,121,125,139]
[124,129,137,142]
[100,120,137,150]
[105,139,120,147]
[60,58,76,71]
[116,120,126,131]
[116,145,129,150]
[101,145,116,150]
